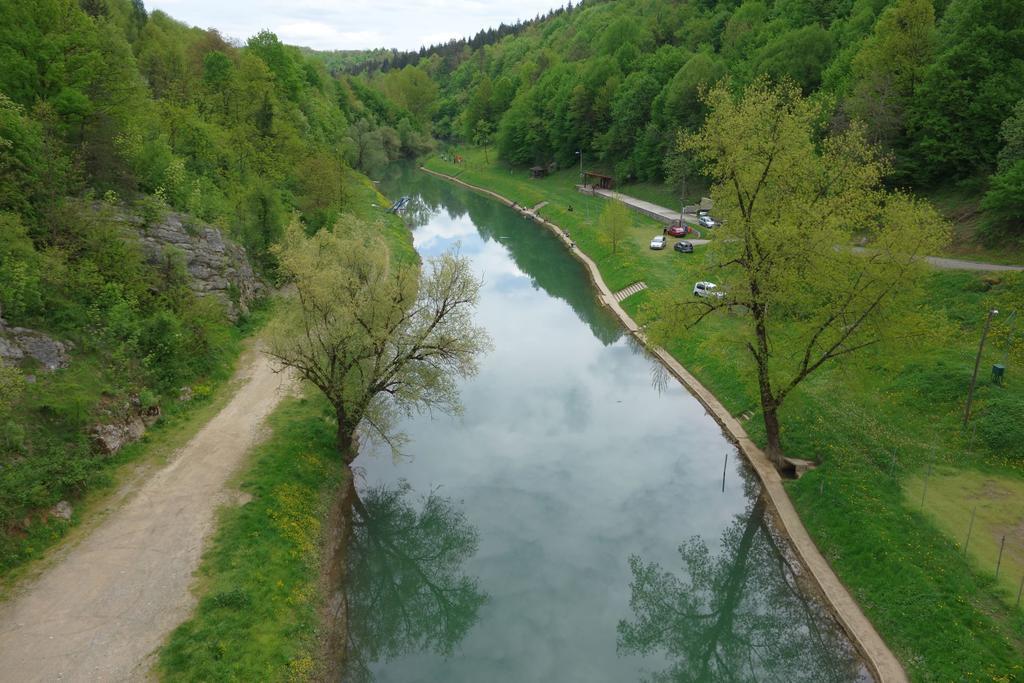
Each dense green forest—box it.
[0,0,424,571]
[352,0,1024,243]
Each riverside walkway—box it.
[585,188,698,225]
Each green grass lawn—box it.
[344,167,417,262]
[905,467,1024,605]
[617,178,711,212]
[158,393,345,682]
[424,148,1024,681]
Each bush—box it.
[0,212,42,318]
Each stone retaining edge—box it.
[420,165,909,683]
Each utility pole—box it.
[963,308,998,428]
[679,173,687,226]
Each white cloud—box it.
[145,0,564,51]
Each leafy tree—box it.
[601,71,661,175]
[845,0,935,152]
[980,101,1024,241]
[905,0,1024,182]
[0,213,42,319]
[345,118,390,175]
[753,25,834,94]
[266,219,491,462]
[654,79,947,462]
[0,94,44,218]
[246,30,302,101]
[598,200,631,255]
[980,161,1024,241]
[995,99,1024,173]
[497,91,542,165]
[660,52,728,133]
[376,65,439,124]
[462,73,494,139]
[472,119,495,163]
[296,152,345,230]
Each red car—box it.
[666,223,692,237]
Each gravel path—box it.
[0,349,292,682]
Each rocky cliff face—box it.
[0,305,71,372]
[127,209,267,321]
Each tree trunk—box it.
[335,405,357,464]
[762,402,783,466]
[751,305,784,467]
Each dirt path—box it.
[0,349,292,682]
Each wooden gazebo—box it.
[583,171,613,189]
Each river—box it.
[339,163,871,682]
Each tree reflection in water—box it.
[341,480,487,682]
[618,477,869,683]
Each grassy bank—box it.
[158,393,344,682]
[158,174,410,680]
[424,148,1024,680]
[0,304,271,584]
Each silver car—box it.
[693,281,723,298]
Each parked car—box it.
[667,223,692,237]
[674,240,694,253]
[698,215,717,229]
[693,281,723,298]
[650,235,667,250]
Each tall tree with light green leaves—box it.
[266,218,491,462]
[650,79,948,464]
[597,199,631,255]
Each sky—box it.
[145,0,564,52]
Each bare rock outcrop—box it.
[0,305,71,371]
[90,395,162,456]
[91,417,147,455]
[135,212,267,320]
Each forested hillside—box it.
[355,0,1024,243]
[0,0,421,572]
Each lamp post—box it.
[576,149,583,186]
[963,308,998,428]
[679,172,687,226]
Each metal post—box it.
[964,309,998,427]
[995,535,1006,580]
[963,506,977,556]
[920,463,932,509]
[679,173,687,227]
[721,451,728,493]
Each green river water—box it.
[340,164,871,682]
